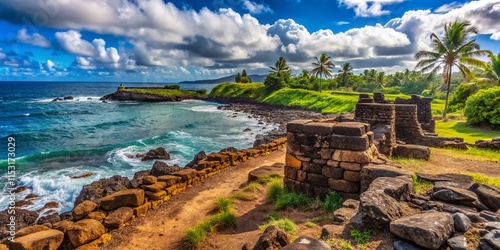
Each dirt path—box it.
[102,149,285,250]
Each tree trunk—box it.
[319,75,322,93]
[443,66,453,120]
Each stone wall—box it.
[354,103,395,155]
[395,95,435,133]
[284,120,379,199]
[394,105,425,143]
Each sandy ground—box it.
[102,149,285,250]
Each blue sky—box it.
[0,0,499,82]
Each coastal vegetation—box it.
[120,87,208,98]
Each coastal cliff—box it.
[101,90,199,102]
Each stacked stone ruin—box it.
[284,120,379,199]
[354,93,463,149]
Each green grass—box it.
[350,228,371,245]
[304,221,317,228]
[463,173,500,186]
[122,88,207,98]
[241,182,263,192]
[258,217,298,235]
[435,120,500,143]
[214,197,234,212]
[257,173,283,184]
[323,191,344,213]
[266,179,286,203]
[275,191,314,210]
[412,174,434,195]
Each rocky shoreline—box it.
[100,90,206,102]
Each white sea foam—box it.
[34,96,103,103]
[187,105,223,113]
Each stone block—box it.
[332,122,368,136]
[303,162,323,174]
[284,166,297,180]
[344,171,361,182]
[72,200,98,220]
[287,120,310,133]
[329,134,369,151]
[145,190,166,201]
[303,122,335,135]
[286,154,302,168]
[103,207,133,229]
[339,162,362,171]
[9,229,64,250]
[322,166,343,179]
[66,219,105,247]
[326,160,339,167]
[172,169,197,181]
[297,170,307,182]
[142,182,167,192]
[328,179,360,193]
[100,189,144,211]
[332,150,371,163]
[318,148,335,160]
[157,175,181,186]
[393,145,430,161]
[133,203,150,217]
[307,173,328,187]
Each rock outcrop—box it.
[99,189,145,211]
[150,161,181,176]
[252,226,289,250]
[74,175,131,207]
[141,147,171,161]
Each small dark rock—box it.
[141,147,171,161]
[447,234,467,250]
[150,161,181,177]
[252,226,289,250]
[74,175,131,207]
[453,213,472,232]
[185,151,207,169]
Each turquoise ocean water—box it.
[0,82,276,212]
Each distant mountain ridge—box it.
[179,74,266,84]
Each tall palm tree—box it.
[311,53,335,93]
[484,52,500,84]
[269,57,290,77]
[415,21,490,120]
[338,62,353,88]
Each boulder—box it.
[16,225,50,237]
[9,229,64,250]
[433,186,487,210]
[37,213,61,225]
[360,190,402,228]
[360,164,413,192]
[483,229,500,249]
[100,189,144,211]
[141,147,170,161]
[0,208,38,239]
[142,175,157,185]
[66,219,105,247]
[64,96,74,100]
[447,234,467,250]
[390,212,454,249]
[252,226,289,250]
[72,200,99,220]
[470,183,500,211]
[143,181,167,192]
[281,236,330,250]
[393,240,425,250]
[150,161,180,176]
[86,210,107,222]
[74,175,131,207]
[333,207,356,225]
[172,169,197,181]
[52,220,74,233]
[103,207,133,229]
[157,175,181,186]
[453,213,472,233]
[368,176,413,201]
[130,170,150,188]
[440,141,468,150]
[393,144,430,161]
[185,151,207,169]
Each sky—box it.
[0,0,499,82]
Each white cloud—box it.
[491,32,500,40]
[17,28,51,48]
[242,0,273,14]
[55,30,95,56]
[434,2,465,13]
[338,0,405,17]
[46,60,55,71]
[337,21,350,25]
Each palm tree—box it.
[338,62,353,88]
[484,52,500,84]
[269,57,290,77]
[415,21,490,120]
[311,53,335,93]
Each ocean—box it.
[0,81,277,213]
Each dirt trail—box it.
[102,149,285,250]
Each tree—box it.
[338,62,353,88]
[269,57,291,77]
[242,69,248,77]
[310,53,335,93]
[483,52,500,85]
[415,21,490,120]
[235,72,241,83]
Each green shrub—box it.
[350,228,371,245]
[323,191,344,213]
[195,89,207,95]
[259,217,298,234]
[214,197,234,212]
[264,72,288,91]
[464,86,500,126]
[275,192,312,210]
[449,83,479,112]
[266,179,285,203]
[211,211,237,229]
[164,84,180,89]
